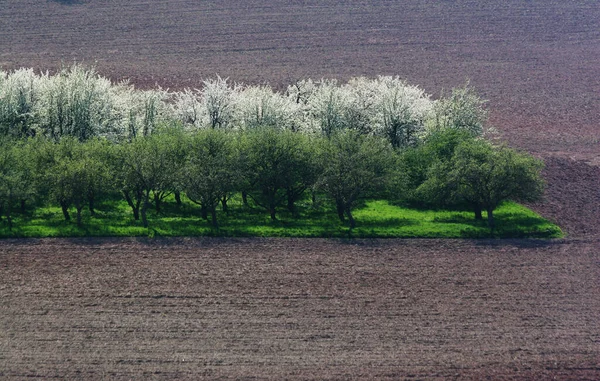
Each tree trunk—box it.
[221,195,228,213]
[5,200,12,231]
[487,207,495,236]
[269,201,277,221]
[210,207,218,228]
[174,191,182,206]
[201,203,208,220]
[286,189,295,214]
[88,193,96,217]
[473,204,483,220]
[20,199,26,214]
[141,193,150,228]
[345,206,356,229]
[154,192,161,213]
[311,191,316,206]
[123,191,140,221]
[60,201,70,221]
[242,191,248,206]
[0,202,3,222]
[76,205,83,227]
[336,199,345,222]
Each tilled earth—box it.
[1,238,599,380]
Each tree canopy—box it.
[0,66,547,235]
[418,138,544,232]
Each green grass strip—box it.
[0,197,563,239]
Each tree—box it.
[149,126,187,213]
[317,131,394,229]
[341,77,379,136]
[281,134,320,215]
[236,85,302,131]
[201,76,236,129]
[79,138,114,217]
[0,69,39,138]
[136,89,172,137]
[0,139,34,230]
[240,128,316,220]
[173,88,202,128]
[429,83,488,137]
[309,80,348,137]
[182,129,238,227]
[375,76,433,149]
[116,129,181,227]
[29,138,109,227]
[425,139,544,233]
[402,128,477,211]
[38,65,125,141]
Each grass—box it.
[0,194,563,239]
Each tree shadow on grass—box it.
[432,213,485,224]
[432,210,561,240]
[355,217,417,228]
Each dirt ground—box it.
[1,238,599,380]
[528,157,600,239]
[1,1,599,379]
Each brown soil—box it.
[528,157,600,238]
[1,238,599,380]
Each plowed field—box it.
[1,238,599,379]
[1,0,599,379]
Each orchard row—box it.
[0,127,543,232]
[1,65,486,145]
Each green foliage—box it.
[400,128,475,204]
[31,137,111,226]
[420,139,545,233]
[115,129,183,227]
[0,67,554,237]
[450,140,544,231]
[183,129,239,227]
[317,131,395,228]
[0,139,29,229]
[240,128,318,221]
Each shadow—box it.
[458,228,561,241]
[355,217,417,228]
[432,213,485,224]
[471,238,567,249]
